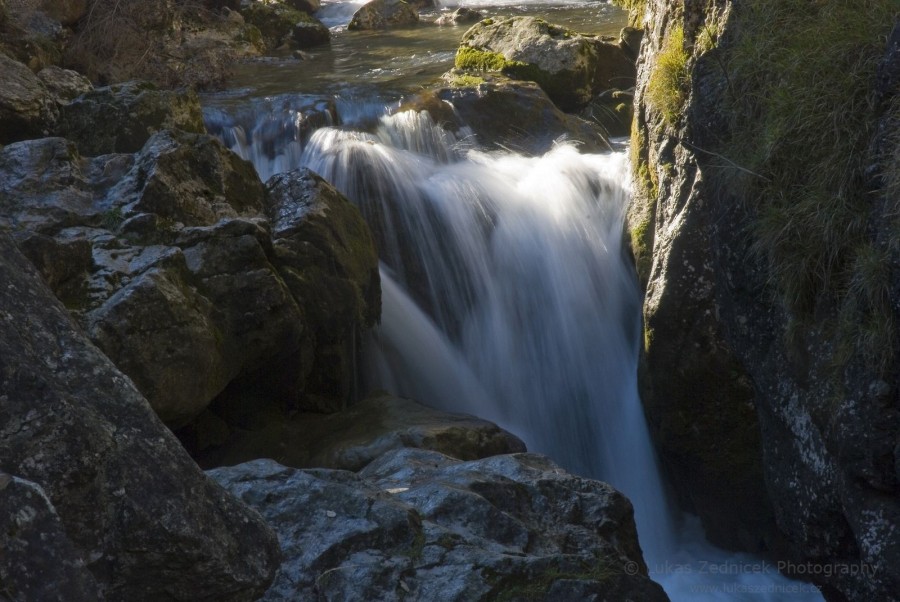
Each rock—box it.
[39,0,87,26]
[0,132,379,430]
[210,450,669,602]
[456,16,637,111]
[407,72,609,155]
[348,0,419,31]
[0,473,101,600]
[291,15,330,49]
[186,392,526,469]
[0,53,57,144]
[0,230,280,599]
[241,0,330,50]
[435,7,482,26]
[619,26,643,61]
[37,65,93,105]
[581,88,634,137]
[56,81,206,156]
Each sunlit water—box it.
[203,2,826,599]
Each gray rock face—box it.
[191,392,526,469]
[348,0,419,31]
[0,230,280,600]
[0,133,379,429]
[56,81,206,156]
[210,450,669,602]
[0,473,101,601]
[456,16,636,111]
[408,73,609,155]
[630,1,900,599]
[435,7,482,26]
[0,53,57,144]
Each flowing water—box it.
[204,2,826,599]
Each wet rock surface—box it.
[210,449,669,602]
[348,0,419,31]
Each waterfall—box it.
[208,103,824,601]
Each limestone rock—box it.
[456,16,636,111]
[0,473,101,601]
[0,230,280,599]
[210,450,669,602]
[0,53,57,144]
[348,0,419,31]
[188,392,526,469]
[37,65,93,105]
[56,81,206,156]
[408,72,609,155]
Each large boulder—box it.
[348,0,418,31]
[456,16,636,111]
[0,473,101,600]
[56,81,206,156]
[0,131,379,429]
[37,65,93,105]
[0,53,57,144]
[186,392,526,469]
[0,230,280,599]
[210,450,670,602]
[407,72,609,155]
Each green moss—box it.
[455,46,513,71]
[719,0,896,373]
[646,26,688,126]
[449,74,486,87]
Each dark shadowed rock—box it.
[0,54,57,144]
[0,472,101,601]
[39,0,88,26]
[0,230,279,599]
[189,392,526,469]
[240,0,330,50]
[348,0,419,31]
[407,73,609,155]
[210,450,669,602]
[456,16,636,111]
[56,81,206,155]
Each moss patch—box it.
[646,25,688,126]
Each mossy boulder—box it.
[348,0,419,31]
[456,16,636,112]
[56,80,206,156]
[240,0,329,50]
[405,72,609,155]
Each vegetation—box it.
[646,26,688,126]
[720,0,897,372]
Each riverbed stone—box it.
[408,72,609,155]
[210,450,669,602]
[456,16,637,111]
[435,7,483,26]
[348,0,419,31]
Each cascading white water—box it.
[210,104,825,601]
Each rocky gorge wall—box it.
[626,0,900,599]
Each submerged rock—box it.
[188,392,526,469]
[0,230,280,599]
[210,449,669,601]
[0,54,57,144]
[56,81,206,155]
[348,0,419,31]
[456,16,636,112]
[435,7,483,26]
[407,72,609,155]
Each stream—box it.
[204,1,826,599]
